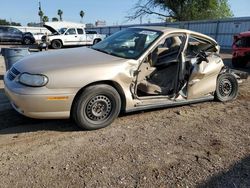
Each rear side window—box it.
[77,28,84,34]
[186,36,216,57]
[86,31,97,34]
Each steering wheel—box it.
[193,50,209,63]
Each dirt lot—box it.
[0,45,249,187]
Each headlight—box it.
[19,73,48,87]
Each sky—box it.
[0,0,249,26]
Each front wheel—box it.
[215,73,238,102]
[22,37,32,45]
[51,40,62,49]
[72,84,121,130]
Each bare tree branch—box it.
[126,1,171,22]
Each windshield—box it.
[58,28,67,34]
[235,37,250,48]
[92,28,162,59]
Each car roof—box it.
[132,26,217,44]
[239,31,250,37]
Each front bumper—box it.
[4,74,76,119]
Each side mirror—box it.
[233,35,239,41]
[234,43,239,48]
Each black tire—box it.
[22,37,32,45]
[215,73,238,102]
[232,57,247,68]
[93,39,101,45]
[51,40,62,49]
[72,84,121,130]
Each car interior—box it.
[136,34,217,98]
[136,34,184,97]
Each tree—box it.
[38,10,44,23]
[10,21,21,26]
[52,17,59,22]
[128,0,233,22]
[27,22,39,27]
[0,19,21,26]
[57,9,63,21]
[80,10,85,23]
[43,16,49,23]
[0,19,10,25]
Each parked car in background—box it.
[4,27,247,130]
[0,26,35,45]
[232,31,250,68]
[42,22,106,49]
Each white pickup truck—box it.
[42,21,106,49]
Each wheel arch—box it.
[51,39,63,46]
[93,38,102,44]
[70,80,126,116]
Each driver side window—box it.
[66,28,76,35]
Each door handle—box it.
[75,36,77,37]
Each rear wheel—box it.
[215,73,238,102]
[72,84,121,130]
[93,39,101,45]
[51,40,62,49]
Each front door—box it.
[7,27,23,42]
[63,28,80,45]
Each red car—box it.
[232,31,250,68]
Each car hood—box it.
[43,24,59,35]
[14,47,125,74]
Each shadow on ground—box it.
[0,108,81,134]
[199,155,250,188]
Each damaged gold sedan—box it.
[4,27,246,130]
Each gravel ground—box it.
[0,45,249,188]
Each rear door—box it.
[85,31,96,45]
[185,35,224,99]
[76,28,86,45]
